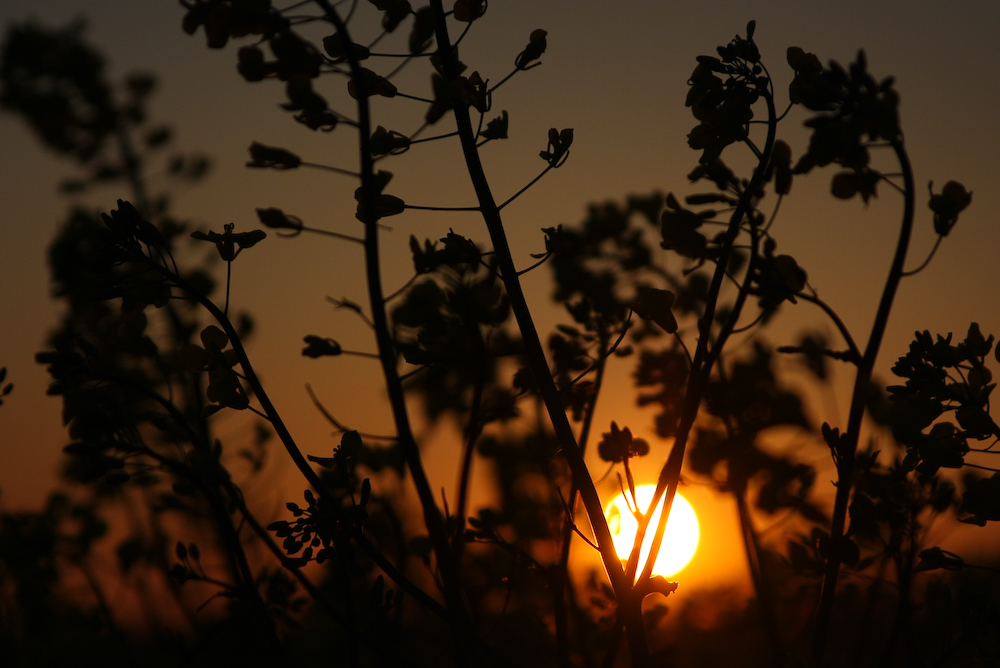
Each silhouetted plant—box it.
[3,7,997,668]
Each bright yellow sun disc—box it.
[604,485,699,578]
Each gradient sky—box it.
[2,0,999,593]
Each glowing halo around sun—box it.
[604,485,700,578]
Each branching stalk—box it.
[425,2,647,662]
[809,140,916,666]
[314,1,476,663]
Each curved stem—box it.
[796,292,862,363]
[516,252,551,276]
[809,139,916,666]
[633,88,778,590]
[901,235,943,277]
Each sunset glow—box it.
[604,485,699,578]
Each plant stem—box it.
[809,140,915,666]
[631,89,778,589]
[425,2,647,662]
[314,2,476,663]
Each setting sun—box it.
[604,485,700,578]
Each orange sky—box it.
[2,0,1000,597]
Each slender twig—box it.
[411,131,459,144]
[557,315,632,391]
[299,226,365,244]
[341,349,382,359]
[300,161,360,177]
[901,235,943,277]
[796,291,862,363]
[326,296,375,329]
[488,68,520,96]
[763,193,783,233]
[384,273,420,303]
[516,252,551,276]
[404,204,481,212]
[383,55,417,80]
[499,165,554,210]
[730,308,766,334]
[399,365,430,382]
[305,384,396,440]
[247,405,270,420]
[395,91,434,103]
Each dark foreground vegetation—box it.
[1,3,997,666]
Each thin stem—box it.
[730,308,766,334]
[224,260,232,315]
[557,315,632,392]
[516,252,551,276]
[763,193,783,233]
[341,349,382,359]
[326,296,375,329]
[395,91,434,103]
[384,273,419,303]
[247,405,270,420]
[305,384,397,440]
[901,235,943,277]
[404,204,481,212]
[383,54,417,80]
[743,136,763,160]
[499,165,554,210]
[796,291,862,363]
[316,3,476,663]
[810,139,916,666]
[426,1,642,661]
[300,161,360,177]
[488,67,520,96]
[410,131,459,144]
[633,88,778,592]
[399,365,429,382]
[961,462,1000,473]
[300,226,365,244]
[452,16,474,47]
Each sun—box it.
[604,484,699,578]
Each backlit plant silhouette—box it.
[2,4,997,668]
